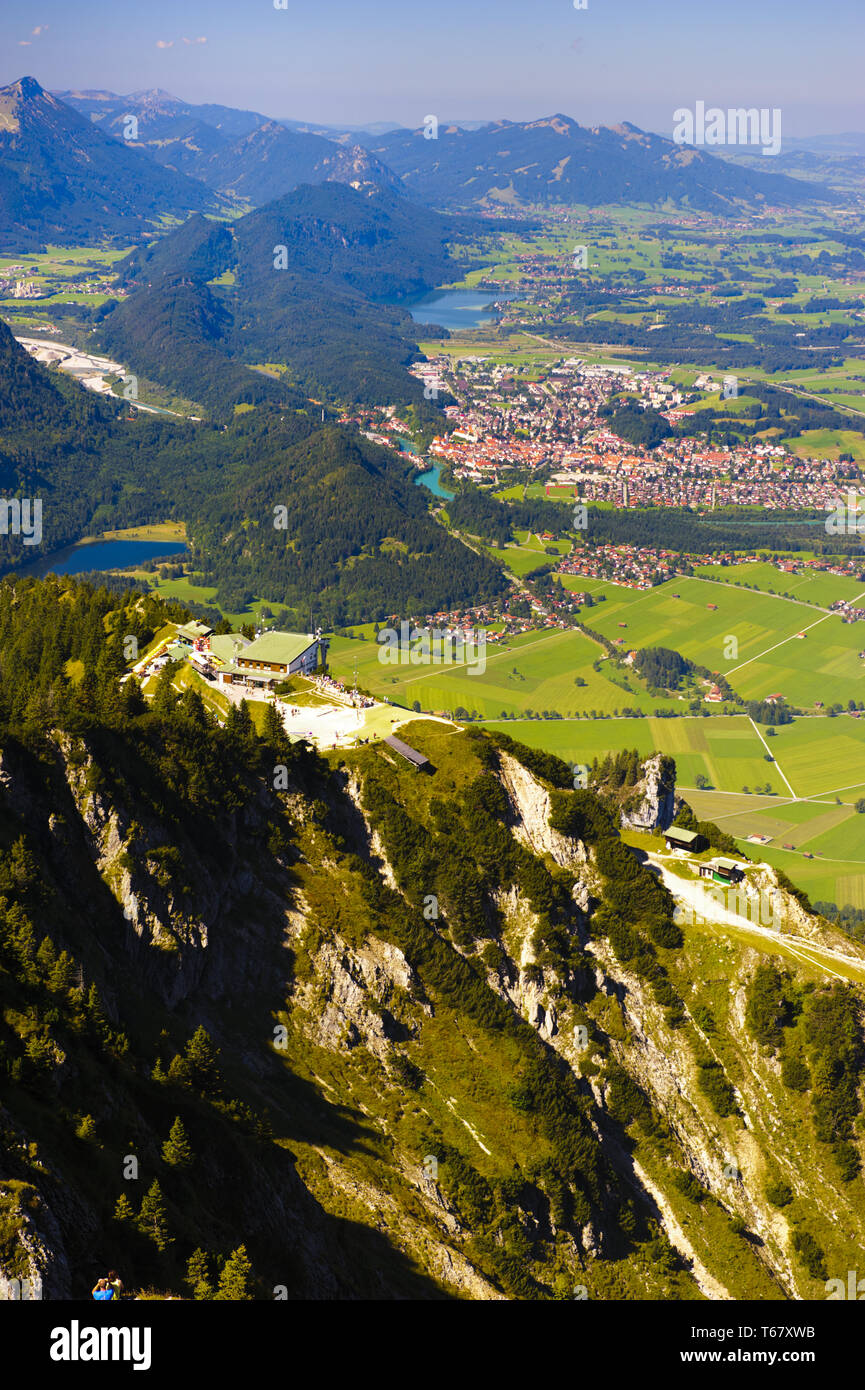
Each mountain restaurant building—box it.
[220,632,324,690]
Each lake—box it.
[36,539,187,577]
[402,287,513,332]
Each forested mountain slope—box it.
[2,578,864,1300]
[0,322,502,623]
[98,183,463,406]
[0,78,220,250]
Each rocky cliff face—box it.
[619,753,676,832]
[2,720,863,1302]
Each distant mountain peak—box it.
[11,75,44,99]
[525,114,579,134]
[128,87,183,104]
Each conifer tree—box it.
[184,1025,221,1094]
[121,676,147,717]
[137,1180,173,1251]
[214,1245,253,1301]
[162,1116,194,1169]
[166,1053,191,1086]
[185,1248,214,1300]
[113,1192,136,1223]
[48,951,75,993]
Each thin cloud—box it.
[32,25,48,36]
[155,39,174,49]
[182,36,207,45]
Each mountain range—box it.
[0,78,838,254]
[56,85,401,205]
[360,115,836,211]
[0,78,219,250]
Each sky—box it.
[1,0,863,136]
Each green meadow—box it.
[564,574,865,708]
[327,626,685,720]
[691,560,865,609]
[477,713,792,793]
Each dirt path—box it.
[649,853,865,981]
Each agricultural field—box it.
[686,785,865,911]
[691,560,865,609]
[492,531,571,576]
[477,713,793,794]
[563,574,865,708]
[327,626,685,721]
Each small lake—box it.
[36,539,187,577]
[414,462,454,500]
[402,287,513,331]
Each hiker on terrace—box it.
[92,1278,114,1300]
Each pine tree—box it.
[113,1192,136,1223]
[152,663,180,717]
[185,1248,214,1300]
[162,1116,194,1169]
[121,676,147,717]
[261,700,289,759]
[224,700,256,759]
[184,1026,221,1094]
[214,1245,253,1301]
[137,1180,173,1252]
[48,951,75,993]
[166,1054,191,1086]
[36,936,57,974]
[84,982,107,1033]
[151,1058,167,1083]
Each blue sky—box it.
[2,0,862,135]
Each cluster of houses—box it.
[357,350,862,513]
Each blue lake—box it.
[402,287,513,331]
[41,539,187,576]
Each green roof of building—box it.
[234,632,316,667]
[712,858,743,871]
[209,634,248,665]
[665,826,701,844]
[176,620,212,641]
